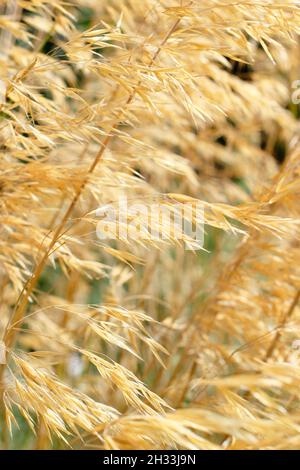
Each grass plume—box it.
[0,0,300,450]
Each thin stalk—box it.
[265,289,300,361]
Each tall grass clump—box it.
[0,0,300,450]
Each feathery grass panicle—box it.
[0,0,300,449]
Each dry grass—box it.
[0,0,300,449]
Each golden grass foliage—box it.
[0,0,300,450]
